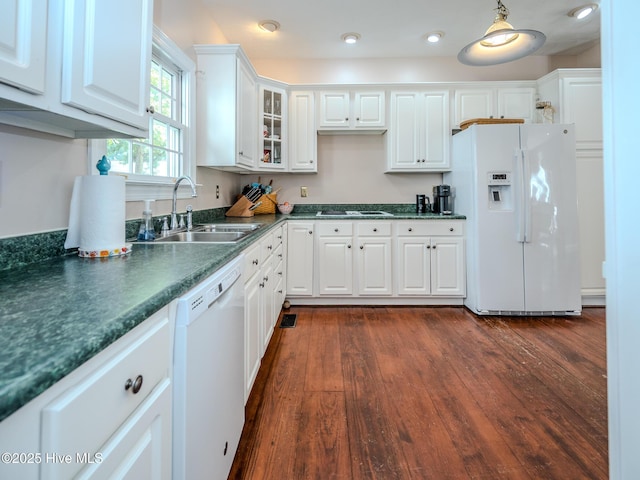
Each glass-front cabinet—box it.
[259,84,287,171]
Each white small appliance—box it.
[445,123,581,315]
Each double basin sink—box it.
[150,223,263,244]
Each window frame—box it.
[89,26,197,202]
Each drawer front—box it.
[317,222,353,236]
[261,230,275,260]
[272,242,284,271]
[395,220,464,236]
[244,242,261,280]
[356,222,392,236]
[41,309,170,480]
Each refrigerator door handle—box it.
[522,149,532,243]
[514,148,526,243]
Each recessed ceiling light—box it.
[568,4,598,20]
[341,33,361,44]
[258,20,280,33]
[425,32,444,43]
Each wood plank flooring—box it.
[229,306,607,479]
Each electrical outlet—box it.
[300,186,308,197]
[216,185,220,199]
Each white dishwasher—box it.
[173,255,244,480]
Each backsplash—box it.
[0,207,230,271]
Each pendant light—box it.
[457,0,546,66]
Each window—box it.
[90,27,196,201]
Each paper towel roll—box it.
[64,175,128,256]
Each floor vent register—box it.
[279,314,297,328]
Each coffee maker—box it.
[432,185,452,215]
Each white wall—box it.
[602,1,640,477]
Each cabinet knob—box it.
[408,228,413,232]
[432,245,437,249]
[359,245,364,250]
[268,245,273,250]
[345,117,349,121]
[253,259,259,265]
[373,228,378,232]
[308,231,313,235]
[356,117,360,121]
[239,151,244,155]
[348,245,352,249]
[264,275,269,282]
[146,105,155,114]
[449,227,454,232]
[125,375,143,394]
[278,290,283,294]
[259,282,265,288]
[426,244,431,249]
[334,228,339,232]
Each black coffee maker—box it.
[432,185,452,215]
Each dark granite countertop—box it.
[0,205,465,422]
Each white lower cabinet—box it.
[395,221,465,297]
[356,222,393,295]
[40,307,172,480]
[243,226,286,402]
[286,219,466,302]
[317,222,353,295]
[286,222,315,295]
[243,241,262,403]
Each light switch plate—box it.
[300,186,308,197]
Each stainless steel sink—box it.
[149,223,263,243]
[154,231,247,243]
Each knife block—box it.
[225,196,255,217]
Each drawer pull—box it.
[125,375,143,394]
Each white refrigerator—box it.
[445,123,581,315]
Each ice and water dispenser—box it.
[487,172,512,210]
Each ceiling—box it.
[200,0,601,61]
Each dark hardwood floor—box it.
[229,306,608,479]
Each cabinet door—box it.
[497,87,536,123]
[454,88,494,126]
[258,85,286,170]
[561,77,603,149]
[354,91,385,128]
[61,0,152,130]
[430,237,465,296]
[388,92,422,169]
[0,0,47,94]
[237,59,257,167]
[396,237,430,295]
[318,91,350,128]
[260,261,274,355]
[318,236,353,295]
[244,272,261,403]
[286,222,314,295]
[423,91,450,170]
[289,91,317,172]
[357,237,392,295]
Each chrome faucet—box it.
[171,176,197,230]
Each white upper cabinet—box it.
[258,82,287,171]
[537,69,602,150]
[317,90,385,131]
[454,85,536,127]
[195,44,257,171]
[0,0,153,138]
[288,91,317,172]
[0,0,47,94]
[386,90,450,172]
[61,0,153,131]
